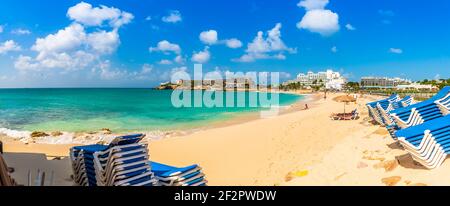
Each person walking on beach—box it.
[305,104,309,110]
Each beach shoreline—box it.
[5,92,448,186]
[0,91,313,145]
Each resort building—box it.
[284,69,347,90]
[360,77,412,89]
[396,83,438,91]
[175,78,254,90]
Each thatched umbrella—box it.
[333,95,356,114]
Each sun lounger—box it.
[435,92,450,116]
[150,161,208,186]
[390,86,450,129]
[366,94,400,125]
[0,153,17,186]
[330,109,359,120]
[376,96,414,126]
[70,137,145,184]
[395,115,450,169]
[70,134,157,186]
[92,145,156,186]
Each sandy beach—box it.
[2,92,449,186]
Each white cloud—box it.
[235,23,296,62]
[141,64,153,74]
[15,2,131,71]
[150,41,186,65]
[162,10,182,23]
[297,0,339,36]
[199,30,242,49]
[331,46,337,53]
[225,38,243,49]
[345,24,356,31]
[158,59,173,65]
[149,40,181,54]
[297,0,329,10]
[297,9,339,36]
[87,29,120,54]
[191,47,211,63]
[174,55,185,64]
[168,66,189,82]
[95,60,127,80]
[0,40,21,54]
[18,23,103,71]
[389,48,403,54]
[67,2,134,28]
[32,24,86,59]
[145,16,152,21]
[94,63,157,81]
[15,51,96,71]
[11,28,31,35]
[132,64,154,80]
[199,30,218,45]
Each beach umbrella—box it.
[333,95,356,113]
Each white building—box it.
[396,83,437,91]
[360,77,412,89]
[293,69,346,90]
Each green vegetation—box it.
[279,82,305,91]
[344,82,360,92]
[417,78,450,89]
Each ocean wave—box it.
[0,127,176,145]
[0,128,31,139]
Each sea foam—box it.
[0,127,176,145]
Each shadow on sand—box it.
[395,153,427,170]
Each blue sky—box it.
[0,0,449,88]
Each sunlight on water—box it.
[0,89,302,132]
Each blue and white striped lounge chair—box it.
[92,143,156,186]
[366,94,400,126]
[70,134,156,186]
[70,135,146,186]
[395,115,450,169]
[373,96,414,139]
[150,162,207,186]
[400,95,414,107]
[435,92,450,116]
[376,96,413,125]
[390,86,450,129]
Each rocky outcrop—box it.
[51,131,63,136]
[101,128,112,134]
[30,131,49,138]
[156,84,179,90]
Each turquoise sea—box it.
[0,89,302,132]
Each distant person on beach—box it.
[305,104,309,110]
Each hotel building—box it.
[284,70,347,90]
[360,77,412,89]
